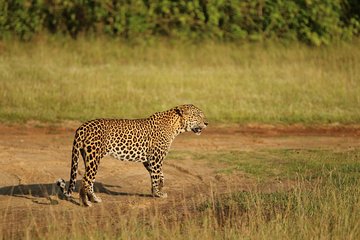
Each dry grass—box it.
[0,37,359,123]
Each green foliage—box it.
[0,0,45,40]
[43,0,99,38]
[0,0,359,44]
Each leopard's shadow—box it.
[0,180,152,206]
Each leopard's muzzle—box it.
[191,121,208,135]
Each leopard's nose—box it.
[204,122,209,126]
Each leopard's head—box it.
[175,104,208,135]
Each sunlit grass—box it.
[0,37,359,123]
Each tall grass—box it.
[203,173,360,239]
[0,37,360,123]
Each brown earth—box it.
[0,123,359,237]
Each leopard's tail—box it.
[56,136,82,199]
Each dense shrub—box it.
[0,0,359,45]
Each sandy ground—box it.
[0,123,359,236]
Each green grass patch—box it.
[0,38,360,124]
[169,149,360,180]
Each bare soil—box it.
[0,123,359,236]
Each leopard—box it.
[56,104,208,206]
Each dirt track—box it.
[0,123,359,236]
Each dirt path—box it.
[0,123,359,237]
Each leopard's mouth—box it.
[191,127,203,135]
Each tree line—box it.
[1,0,359,45]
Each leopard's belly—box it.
[108,142,148,162]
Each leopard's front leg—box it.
[144,160,167,198]
[150,171,167,198]
[158,171,164,192]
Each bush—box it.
[0,0,359,44]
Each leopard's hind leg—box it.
[87,158,102,204]
[80,148,103,207]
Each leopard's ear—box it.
[175,107,183,116]
[175,105,190,117]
